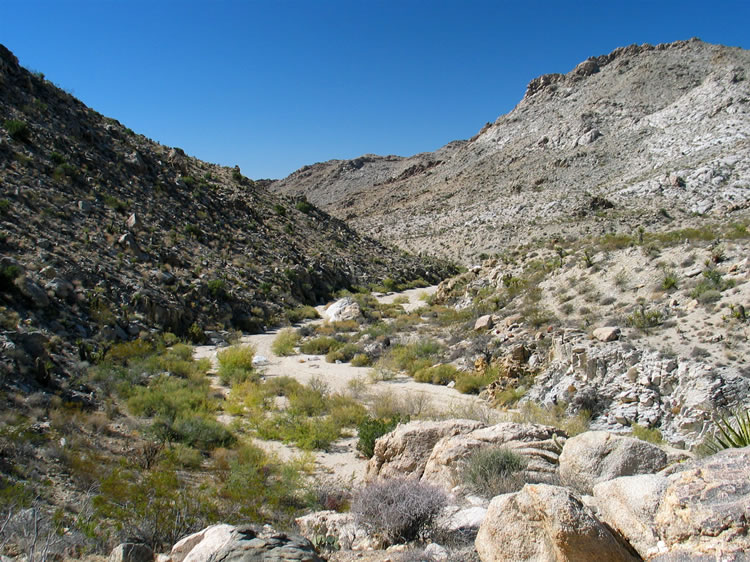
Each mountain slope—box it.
[0,44,453,393]
[272,39,750,263]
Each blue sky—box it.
[2,1,749,179]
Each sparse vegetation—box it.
[460,446,527,497]
[217,344,257,385]
[271,328,300,356]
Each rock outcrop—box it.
[593,446,750,560]
[366,419,485,481]
[475,483,639,562]
[170,524,322,562]
[421,422,567,492]
[558,431,670,494]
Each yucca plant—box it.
[702,409,750,454]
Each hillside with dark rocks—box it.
[273,38,750,263]
[0,43,454,396]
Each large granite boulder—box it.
[170,524,322,562]
[366,419,485,481]
[593,447,750,560]
[559,431,669,494]
[421,422,567,492]
[323,297,361,323]
[475,484,639,562]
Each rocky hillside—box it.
[0,44,453,394]
[273,39,750,263]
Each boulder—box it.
[593,447,750,559]
[559,431,668,494]
[421,422,567,492]
[295,510,375,551]
[593,326,621,342]
[172,524,322,562]
[474,314,493,331]
[323,297,361,323]
[108,543,153,562]
[593,473,668,556]
[654,447,750,559]
[436,505,487,533]
[366,419,485,481]
[14,276,49,308]
[171,523,234,562]
[475,484,639,562]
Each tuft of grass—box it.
[460,446,527,497]
[271,328,299,356]
[630,423,664,445]
[412,364,458,385]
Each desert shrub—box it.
[300,336,342,355]
[256,414,340,451]
[93,468,216,550]
[329,397,368,427]
[661,269,679,291]
[460,447,527,497]
[295,199,313,213]
[286,305,319,323]
[271,328,300,356]
[351,478,447,544]
[326,343,360,363]
[493,385,528,407]
[356,414,408,458]
[454,367,498,394]
[288,385,328,416]
[172,415,235,450]
[385,339,443,376]
[0,264,22,292]
[413,364,458,385]
[626,305,663,332]
[104,338,155,363]
[4,119,30,142]
[217,344,256,385]
[691,268,734,301]
[351,353,372,367]
[127,375,214,420]
[701,409,750,454]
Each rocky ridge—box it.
[272,39,750,263]
[0,43,453,395]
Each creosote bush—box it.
[460,446,527,497]
[356,414,408,458]
[351,478,447,544]
[217,344,257,385]
[271,328,300,356]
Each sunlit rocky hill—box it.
[273,38,750,264]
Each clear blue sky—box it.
[2,1,748,179]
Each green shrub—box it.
[384,340,443,376]
[217,345,256,386]
[356,415,408,458]
[272,328,300,356]
[326,343,360,363]
[691,269,734,301]
[350,353,372,367]
[300,336,342,355]
[173,415,235,450]
[4,119,30,142]
[295,199,313,214]
[93,468,216,550]
[0,264,22,292]
[454,368,497,394]
[286,305,319,323]
[661,270,678,291]
[127,375,214,420]
[413,364,458,385]
[206,278,226,299]
[460,447,527,497]
[626,305,663,332]
[514,402,589,436]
